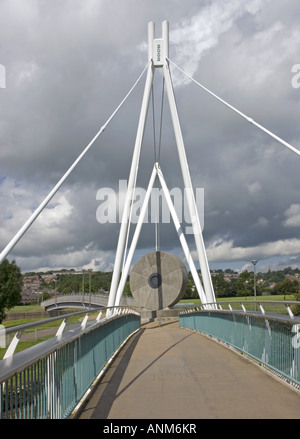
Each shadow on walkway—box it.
[79,327,145,419]
[79,321,300,419]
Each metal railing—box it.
[179,300,300,388]
[41,293,138,311]
[0,307,140,419]
[180,299,300,318]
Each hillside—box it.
[20,266,300,304]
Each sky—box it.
[0,0,300,275]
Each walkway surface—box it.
[79,320,300,419]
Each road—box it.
[79,320,300,419]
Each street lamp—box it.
[88,269,92,309]
[251,260,258,310]
[82,269,85,303]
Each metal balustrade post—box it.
[4,331,23,359]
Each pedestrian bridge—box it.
[1,20,300,421]
[79,319,300,419]
[1,301,300,419]
[41,293,138,312]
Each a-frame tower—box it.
[107,21,216,310]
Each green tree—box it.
[38,291,51,303]
[235,270,254,297]
[292,289,300,316]
[0,259,22,322]
[124,280,132,296]
[182,276,199,299]
[211,273,229,297]
[273,278,298,296]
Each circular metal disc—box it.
[129,251,188,310]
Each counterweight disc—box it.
[129,251,188,310]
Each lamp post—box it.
[82,269,85,303]
[251,260,258,310]
[89,269,92,309]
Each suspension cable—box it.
[154,77,166,251]
[0,62,150,263]
[149,82,160,251]
[121,64,154,271]
[150,76,166,252]
[158,77,165,163]
[167,58,300,158]
[151,84,157,162]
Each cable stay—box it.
[0,61,150,264]
[167,58,300,158]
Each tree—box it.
[124,280,132,296]
[292,290,300,316]
[38,291,51,303]
[0,259,22,323]
[273,278,298,296]
[235,270,254,297]
[182,275,199,299]
[212,273,231,298]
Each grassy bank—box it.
[179,294,296,314]
[180,294,294,304]
[6,304,44,314]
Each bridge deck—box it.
[79,320,300,419]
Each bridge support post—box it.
[108,21,216,310]
[162,47,215,306]
[107,24,155,312]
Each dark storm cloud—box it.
[1,0,300,273]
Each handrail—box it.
[0,308,141,419]
[4,308,102,336]
[1,306,139,359]
[179,304,300,388]
[217,300,300,306]
[180,300,300,322]
[0,307,139,384]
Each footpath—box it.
[79,320,300,419]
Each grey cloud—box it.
[1,0,300,273]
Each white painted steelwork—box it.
[109,21,216,309]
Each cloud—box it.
[283,204,300,228]
[251,217,269,229]
[1,0,300,274]
[247,182,262,195]
[170,0,270,83]
[205,237,300,262]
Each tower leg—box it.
[107,27,155,309]
[156,165,207,304]
[163,60,216,304]
[114,165,157,307]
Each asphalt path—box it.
[79,320,300,419]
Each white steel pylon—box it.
[107,21,216,310]
[112,163,208,308]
